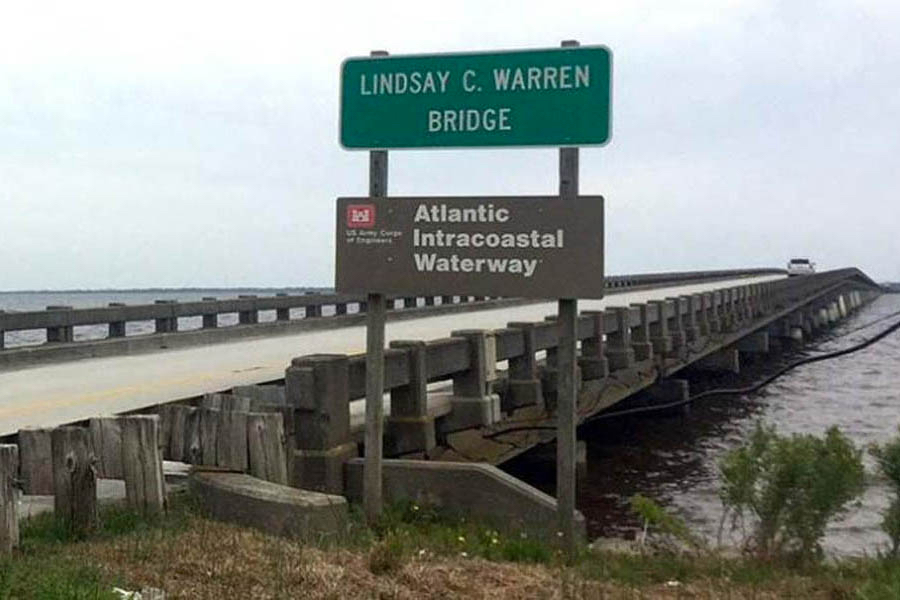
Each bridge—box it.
[0,266,883,541]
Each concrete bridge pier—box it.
[202,297,219,328]
[505,322,544,411]
[238,295,259,325]
[786,312,806,345]
[736,330,769,362]
[705,292,722,333]
[664,297,688,359]
[46,305,74,343]
[692,348,740,375]
[629,303,654,364]
[154,300,178,333]
[648,300,673,360]
[682,294,702,343]
[720,289,736,332]
[605,307,636,371]
[286,354,356,494]
[578,311,609,381]
[386,341,437,456]
[440,330,501,433]
[107,303,126,338]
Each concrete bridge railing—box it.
[266,268,880,494]
[0,268,784,352]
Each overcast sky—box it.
[2,0,898,290]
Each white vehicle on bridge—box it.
[787,258,816,277]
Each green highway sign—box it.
[340,46,611,149]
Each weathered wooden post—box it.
[89,417,124,479]
[18,427,54,495]
[120,416,165,516]
[51,426,98,537]
[216,410,248,472]
[247,412,289,485]
[0,444,19,554]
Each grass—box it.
[4,493,900,598]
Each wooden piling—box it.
[216,410,248,471]
[247,412,288,485]
[0,444,19,554]
[89,417,124,479]
[120,416,165,516]
[51,427,98,537]
[17,428,53,495]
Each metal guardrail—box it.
[0,268,786,350]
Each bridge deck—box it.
[0,275,783,436]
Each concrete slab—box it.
[345,458,586,542]
[189,471,347,541]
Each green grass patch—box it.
[0,554,117,600]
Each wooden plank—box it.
[166,405,195,462]
[120,416,165,516]
[89,417,123,479]
[184,407,202,465]
[216,410,248,472]
[246,412,288,485]
[202,393,251,412]
[0,444,19,554]
[199,408,219,466]
[51,426,98,537]
[17,428,53,495]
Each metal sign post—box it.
[556,38,580,563]
[364,51,388,524]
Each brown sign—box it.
[335,196,604,299]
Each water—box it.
[0,288,331,347]
[505,294,900,557]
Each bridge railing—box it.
[0,268,785,350]
[275,268,880,491]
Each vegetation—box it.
[871,427,900,556]
[718,423,866,563]
[0,492,898,598]
[3,423,899,597]
[629,494,703,552]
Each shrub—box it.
[629,494,702,552]
[870,427,900,556]
[719,423,865,563]
[367,535,407,576]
